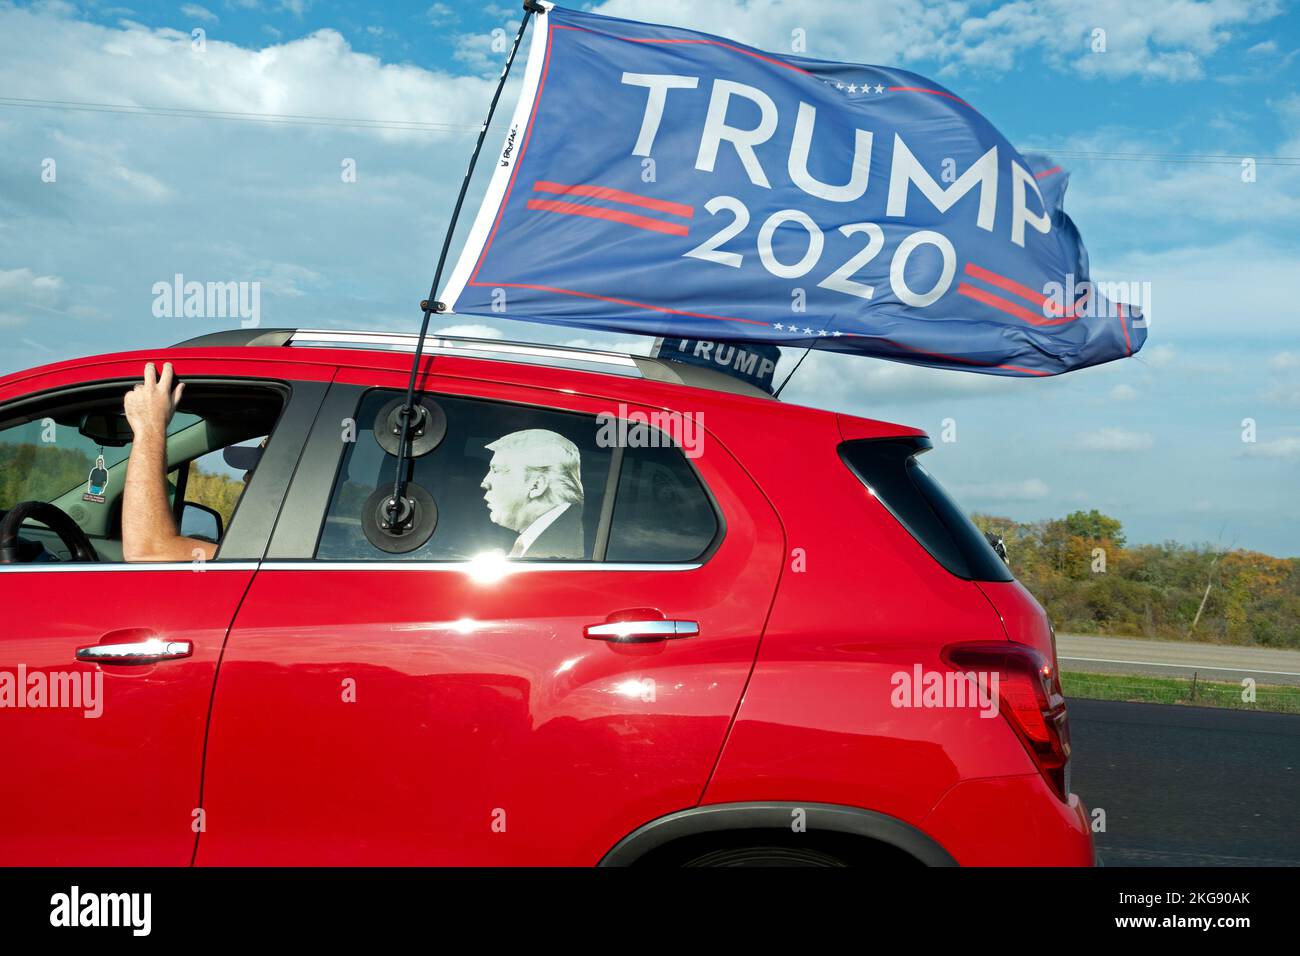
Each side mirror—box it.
[984,530,1008,564]
[181,502,223,543]
[78,412,134,447]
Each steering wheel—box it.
[0,501,100,564]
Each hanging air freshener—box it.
[83,453,109,503]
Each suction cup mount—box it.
[360,484,438,553]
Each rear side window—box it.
[606,444,719,562]
[315,389,720,564]
[839,438,1012,582]
[317,390,611,561]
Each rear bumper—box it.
[921,772,1095,866]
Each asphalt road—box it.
[1068,698,1300,866]
[1058,634,1300,687]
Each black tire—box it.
[681,846,849,867]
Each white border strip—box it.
[289,330,637,367]
[0,560,698,574]
[440,1,553,312]
[0,562,259,573]
[261,561,700,573]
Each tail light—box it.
[941,642,1071,800]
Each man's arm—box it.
[121,362,217,563]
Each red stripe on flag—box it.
[552,25,815,76]
[887,86,972,108]
[526,198,690,236]
[956,282,1069,326]
[964,262,1084,320]
[532,181,693,218]
[839,331,1053,376]
[1034,166,1063,179]
[1118,301,1132,356]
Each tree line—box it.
[972,510,1300,648]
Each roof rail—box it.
[171,327,774,399]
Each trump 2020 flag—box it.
[441,3,1146,377]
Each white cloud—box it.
[454,20,522,75]
[1143,345,1177,368]
[589,0,1281,81]
[562,336,653,354]
[180,4,218,23]
[951,478,1050,501]
[1078,428,1154,451]
[0,268,66,327]
[435,324,505,339]
[0,5,494,145]
[1270,351,1300,369]
[426,3,459,25]
[0,3,512,370]
[1033,127,1300,248]
[254,262,321,298]
[779,349,1013,411]
[1262,352,1300,405]
[1083,236,1300,342]
[1241,437,1300,458]
[1108,384,1139,401]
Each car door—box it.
[197,365,785,865]
[0,357,328,864]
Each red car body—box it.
[0,331,1094,866]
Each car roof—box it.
[172,328,778,400]
[0,327,925,442]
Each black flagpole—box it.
[385,0,546,535]
[774,347,813,399]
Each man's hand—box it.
[121,362,216,563]
[123,362,184,439]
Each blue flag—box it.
[442,3,1146,377]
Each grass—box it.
[1062,670,1300,715]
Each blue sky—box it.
[2,0,1298,555]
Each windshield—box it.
[0,412,201,509]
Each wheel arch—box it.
[598,801,958,867]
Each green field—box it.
[1063,670,1300,715]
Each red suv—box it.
[0,329,1093,866]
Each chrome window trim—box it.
[0,562,260,573]
[288,330,643,377]
[0,559,699,573]
[259,561,700,572]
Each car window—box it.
[316,390,722,564]
[606,444,719,562]
[184,440,264,532]
[0,380,285,564]
[317,390,613,561]
[0,411,200,511]
[839,438,1013,582]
